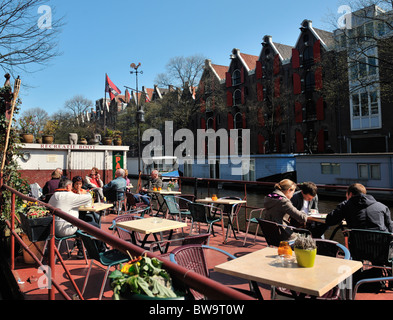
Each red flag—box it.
[105,74,121,100]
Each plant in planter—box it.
[293,233,317,268]
[19,202,52,242]
[42,120,59,143]
[17,115,36,143]
[109,254,182,300]
[112,130,122,145]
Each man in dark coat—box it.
[326,183,393,232]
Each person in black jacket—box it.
[326,183,393,232]
[290,182,327,237]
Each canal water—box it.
[129,178,393,244]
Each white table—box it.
[215,247,362,299]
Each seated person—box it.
[48,178,106,257]
[326,183,393,232]
[72,176,88,194]
[103,168,127,202]
[42,170,62,202]
[85,167,104,201]
[124,169,134,189]
[290,181,327,238]
[262,179,308,237]
[133,170,162,205]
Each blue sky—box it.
[18,0,344,115]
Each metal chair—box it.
[256,218,311,247]
[149,233,211,255]
[243,208,264,246]
[218,196,244,234]
[176,194,195,212]
[77,231,130,300]
[126,191,149,211]
[343,228,393,299]
[54,233,88,264]
[164,195,192,222]
[188,202,224,243]
[272,239,351,300]
[169,244,237,300]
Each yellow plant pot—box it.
[294,248,317,268]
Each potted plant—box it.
[17,115,36,143]
[109,254,184,300]
[102,128,114,145]
[293,233,317,268]
[42,120,59,144]
[112,130,122,146]
[19,201,52,243]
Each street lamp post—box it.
[130,62,145,174]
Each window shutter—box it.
[213,117,217,131]
[296,131,304,152]
[256,61,263,79]
[274,55,280,75]
[315,67,323,90]
[257,108,265,126]
[292,48,300,69]
[295,101,303,123]
[201,118,206,130]
[226,72,232,87]
[241,67,245,83]
[200,98,206,113]
[313,40,321,62]
[316,97,324,120]
[274,77,280,98]
[257,82,264,101]
[242,112,246,129]
[241,87,245,104]
[227,90,233,107]
[258,134,265,154]
[227,113,234,130]
[317,129,325,152]
[293,73,301,94]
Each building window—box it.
[232,69,241,86]
[358,163,381,180]
[233,89,242,106]
[321,163,341,175]
[351,89,381,130]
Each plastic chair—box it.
[77,231,130,300]
[113,189,127,215]
[343,228,393,299]
[256,218,311,247]
[55,233,88,264]
[164,195,192,222]
[149,233,211,254]
[188,202,224,243]
[176,194,195,212]
[126,191,149,210]
[272,239,351,300]
[169,244,237,300]
[243,208,264,246]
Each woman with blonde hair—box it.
[262,179,307,227]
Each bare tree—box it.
[64,95,93,118]
[0,0,63,77]
[155,55,206,88]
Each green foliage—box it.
[109,256,178,299]
[0,85,30,222]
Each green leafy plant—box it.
[17,115,37,134]
[42,120,59,135]
[293,233,317,250]
[109,255,178,299]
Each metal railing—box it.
[0,183,254,300]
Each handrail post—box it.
[48,213,55,300]
[10,192,15,270]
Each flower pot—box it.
[42,135,54,144]
[102,137,112,145]
[20,133,34,143]
[20,213,52,242]
[294,248,317,268]
[21,233,45,264]
[79,138,87,145]
[113,138,122,146]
